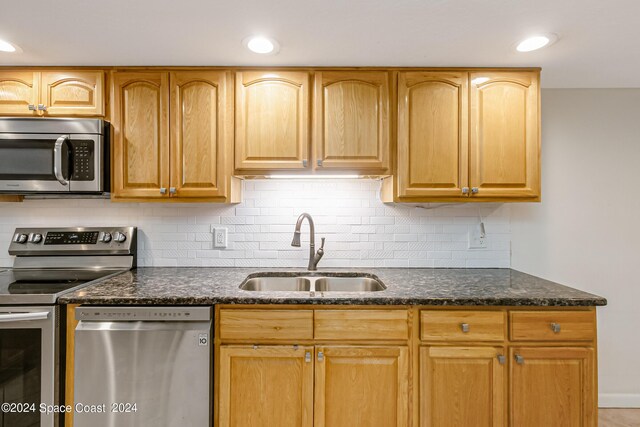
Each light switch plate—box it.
[214,227,227,248]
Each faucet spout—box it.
[291,213,324,271]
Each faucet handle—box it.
[319,237,325,250]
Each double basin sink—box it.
[240,273,386,293]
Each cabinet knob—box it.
[317,351,324,362]
[462,187,470,195]
[471,187,479,194]
[497,354,506,365]
[169,187,176,194]
[305,351,311,363]
[317,159,323,167]
[28,104,37,111]
[302,159,308,167]
[160,187,167,194]
[37,104,47,111]
[515,354,525,365]
[460,323,470,333]
[551,323,561,333]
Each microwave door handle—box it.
[54,135,70,186]
[0,311,50,322]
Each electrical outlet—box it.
[213,227,227,248]
[468,228,488,249]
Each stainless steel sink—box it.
[314,277,386,292]
[240,277,311,291]
[239,274,386,293]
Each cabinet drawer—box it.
[510,311,595,341]
[421,310,505,342]
[314,310,409,340]
[219,310,313,341]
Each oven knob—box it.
[28,233,43,244]
[99,232,112,243]
[13,233,28,244]
[113,231,127,243]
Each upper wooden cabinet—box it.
[397,71,468,198]
[235,70,311,171]
[469,71,540,199]
[313,71,391,172]
[112,70,235,202]
[0,70,104,116]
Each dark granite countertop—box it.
[58,268,607,306]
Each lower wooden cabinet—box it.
[315,346,409,427]
[510,347,595,427]
[218,345,314,427]
[420,346,506,427]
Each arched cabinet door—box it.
[397,71,469,199]
[469,71,540,200]
[235,70,311,171]
[111,71,170,199]
[40,71,104,116]
[314,71,390,173]
[169,71,232,199]
[0,71,38,116]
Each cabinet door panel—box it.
[314,71,390,171]
[510,347,595,427]
[235,71,310,170]
[170,71,231,199]
[420,346,505,427]
[315,346,409,427]
[218,345,314,427]
[40,71,104,116]
[0,71,38,116]
[398,72,468,198]
[470,71,540,199]
[111,71,169,199]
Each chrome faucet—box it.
[291,213,325,271]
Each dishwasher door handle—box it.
[0,311,50,322]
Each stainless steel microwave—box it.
[0,118,109,195]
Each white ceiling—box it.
[1,0,639,88]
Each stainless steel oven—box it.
[0,306,58,427]
[0,118,109,195]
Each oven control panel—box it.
[9,227,136,255]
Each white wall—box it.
[0,179,511,268]
[511,89,640,407]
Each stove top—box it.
[2,226,136,305]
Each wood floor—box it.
[599,409,640,426]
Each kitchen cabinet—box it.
[383,69,540,202]
[420,346,506,427]
[235,70,311,171]
[313,71,391,173]
[315,346,409,427]
[0,70,104,116]
[111,70,238,202]
[510,347,595,427]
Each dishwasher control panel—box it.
[76,306,212,322]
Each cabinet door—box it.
[397,72,469,199]
[0,71,38,115]
[469,71,540,199]
[510,347,595,427]
[40,71,104,116]
[218,345,314,427]
[315,346,409,427]
[235,71,310,170]
[170,71,231,199]
[111,71,170,199]
[420,346,506,427]
[314,71,390,172]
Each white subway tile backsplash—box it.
[0,179,511,268]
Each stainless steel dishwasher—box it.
[73,306,211,427]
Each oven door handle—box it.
[54,135,70,186]
[0,311,50,322]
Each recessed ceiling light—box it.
[243,36,280,55]
[516,34,558,52]
[0,39,18,53]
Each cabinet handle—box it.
[159,187,167,194]
[169,187,176,195]
[252,344,258,350]
[551,323,561,333]
[28,104,37,111]
[305,351,311,363]
[317,159,323,167]
[515,354,525,365]
[462,187,470,195]
[302,159,308,167]
[471,187,479,194]
[317,351,324,362]
[497,355,506,365]
[38,104,47,111]
[460,323,470,333]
